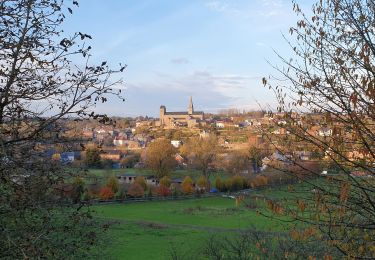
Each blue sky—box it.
[62,0,311,117]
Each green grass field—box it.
[93,192,291,259]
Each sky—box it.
[62,0,312,117]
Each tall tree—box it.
[181,136,220,179]
[145,138,176,178]
[262,0,375,258]
[0,0,124,258]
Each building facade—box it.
[159,97,204,128]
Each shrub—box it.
[249,175,269,189]
[101,159,113,169]
[182,176,194,194]
[224,179,233,191]
[197,176,209,191]
[115,188,126,200]
[157,184,171,197]
[106,176,119,193]
[159,176,171,187]
[127,183,144,198]
[72,177,85,203]
[231,175,246,191]
[120,154,140,168]
[99,186,115,200]
[215,177,225,192]
[135,176,147,190]
[81,190,91,201]
[87,182,101,198]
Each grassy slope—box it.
[93,194,291,259]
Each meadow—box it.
[93,190,292,259]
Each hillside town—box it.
[47,96,374,180]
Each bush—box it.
[157,185,171,197]
[215,177,225,192]
[120,154,140,168]
[72,177,85,203]
[231,175,246,191]
[197,176,209,191]
[182,176,194,194]
[99,186,115,200]
[224,179,233,191]
[101,159,113,169]
[249,175,269,189]
[127,183,144,198]
[135,176,147,190]
[81,190,91,201]
[106,176,119,193]
[115,188,126,200]
[159,176,171,187]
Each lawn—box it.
[93,194,291,259]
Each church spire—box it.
[188,96,194,114]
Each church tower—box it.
[160,105,166,125]
[188,96,194,115]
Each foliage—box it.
[196,176,209,191]
[223,150,250,175]
[0,0,125,257]
[120,154,140,168]
[249,175,269,189]
[115,188,127,201]
[106,176,119,193]
[202,229,341,259]
[231,175,246,191]
[159,176,171,187]
[248,146,262,174]
[157,185,171,197]
[101,159,114,169]
[145,138,177,179]
[127,183,144,198]
[181,136,220,179]
[135,176,147,190]
[85,147,102,168]
[72,177,85,203]
[181,176,194,194]
[261,0,375,257]
[99,186,115,200]
[215,177,225,192]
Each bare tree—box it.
[181,136,220,179]
[0,0,124,258]
[261,0,375,258]
[145,138,177,179]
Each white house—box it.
[171,140,182,148]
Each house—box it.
[216,121,225,128]
[350,171,373,178]
[117,174,137,184]
[117,174,159,186]
[318,127,332,137]
[145,175,159,186]
[100,150,122,161]
[175,153,185,165]
[171,140,182,148]
[113,136,127,146]
[294,151,312,161]
[199,130,210,138]
[60,151,81,163]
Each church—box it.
[159,97,204,128]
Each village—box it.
[45,97,374,205]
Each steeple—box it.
[188,96,194,115]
